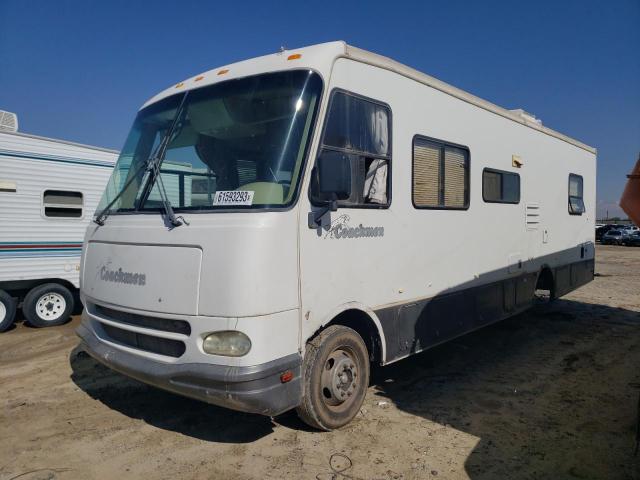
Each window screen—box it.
[568,174,585,215]
[412,136,469,209]
[312,91,391,207]
[43,190,83,218]
[483,168,520,203]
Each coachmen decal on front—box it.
[100,266,146,286]
[324,214,384,239]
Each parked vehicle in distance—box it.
[596,225,614,241]
[601,230,625,245]
[0,113,117,332]
[76,41,595,430]
[624,231,640,246]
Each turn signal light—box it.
[287,54,302,60]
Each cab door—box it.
[298,83,396,350]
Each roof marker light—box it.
[287,54,302,60]
[174,82,184,89]
[217,69,229,76]
[194,75,204,82]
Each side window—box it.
[482,168,520,204]
[311,91,391,207]
[43,190,83,218]
[413,136,469,209]
[568,173,585,215]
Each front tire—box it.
[296,325,370,431]
[23,283,74,328]
[0,290,17,332]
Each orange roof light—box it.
[287,53,302,61]
[174,82,184,89]
[217,69,229,76]
[194,75,204,82]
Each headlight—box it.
[202,331,251,357]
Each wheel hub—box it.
[36,293,66,321]
[321,349,359,406]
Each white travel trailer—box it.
[77,42,596,430]
[0,116,117,331]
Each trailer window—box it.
[43,190,83,218]
[568,173,585,215]
[483,168,520,204]
[311,90,391,207]
[412,136,469,209]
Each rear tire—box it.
[0,290,17,332]
[23,283,74,328]
[296,325,370,431]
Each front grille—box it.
[93,305,191,335]
[101,324,186,358]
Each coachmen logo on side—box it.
[100,266,146,286]
[324,214,384,239]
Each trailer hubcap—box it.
[36,293,66,321]
[0,301,6,322]
[321,348,358,406]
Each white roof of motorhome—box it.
[143,41,596,154]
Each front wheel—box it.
[296,325,370,431]
[0,290,17,332]
[23,283,74,327]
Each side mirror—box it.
[317,151,352,200]
[308,152,352,228]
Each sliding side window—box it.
[311,91,391,207]
[43,190,83,218]
[413,136,469,209]
[568,173,585,215]
[483,168,520,204]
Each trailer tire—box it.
[296,325,370,431]
[0,290,17,332]
[23,283,74,328]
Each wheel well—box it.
[536,267,555,294]
[324,309,383,366]
[0,279,77,302]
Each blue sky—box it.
[1,0,638,218]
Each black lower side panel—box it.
[376,258,594,363]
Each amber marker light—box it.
[174,82,184,88]
[217,69,229,75]
[194,75,204,82]
[287,53,302,60]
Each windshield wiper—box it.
[95,93,189,228]
[93,159,149,226]
[136,92,190,229]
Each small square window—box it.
[568,174,585,215]
[482,168,520,204]
[43,190,83,218]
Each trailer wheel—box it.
[296,325,370,431]
[23,283,74,328]
[0,290,17,332]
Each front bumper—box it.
[76,314,302,416]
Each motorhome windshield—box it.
[97,70,322,214]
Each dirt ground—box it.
[1,245,639,480]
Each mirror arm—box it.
[308,199,338,228]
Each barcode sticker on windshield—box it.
[213,190,254,206]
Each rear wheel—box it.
[23,283,74,328]
[296,325,370,431]
[0,290,17,332]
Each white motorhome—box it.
[0,114,117,331]
[77,42,596,430]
